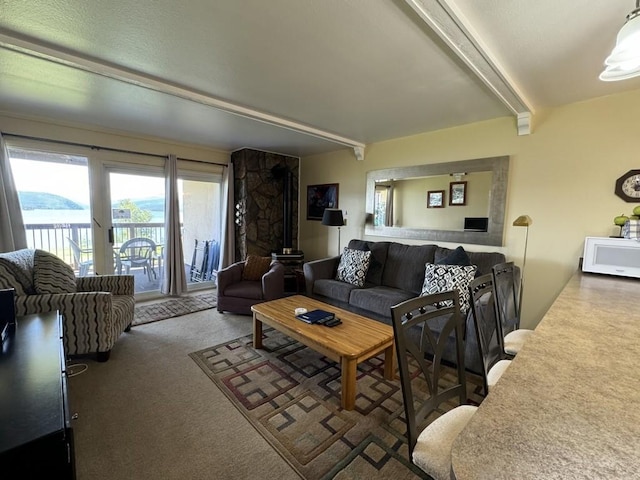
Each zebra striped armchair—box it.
[0,248,134,361]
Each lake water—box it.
[22,209,165,224]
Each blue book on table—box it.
[296,309,335,324]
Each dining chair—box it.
[468,274,511,396]
[67,237,93,277]
[390,290,478,480]
[491,262,534,357]
[116,237,157,281]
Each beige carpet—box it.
[190,328,485,480]
[68,308,302,480]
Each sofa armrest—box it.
[262,262,285,300]
[77,275,135,295]
[217,262,244,293]
[14,291,112,318]
[303,256,340,294]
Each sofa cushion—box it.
[242,255,272,281]
[421,263,477,314]
[436,245,471,266]
[349,286,415,317]
[336,248,371,287]
[33,250,77,294]
[313,278,359,302]
[467,250,507,277]
[347,239,390,286]
[382,243,438,294]
[0,249,36,294]
[435,247,505,277]
[224,280,265,300]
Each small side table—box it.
[272,251,304,294]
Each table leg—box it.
[341,356,357,410]
[383,343,395,380]
[253,314,263,349]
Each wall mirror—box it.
[365,156,509,246]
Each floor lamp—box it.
[512,215,532,317]
[322,208,344,255]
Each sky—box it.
[10,159,164,204]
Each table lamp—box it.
[322,208,344,255]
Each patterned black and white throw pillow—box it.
[336,248,372,287]
[421,263,477,313]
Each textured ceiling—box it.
[0,0,639,157]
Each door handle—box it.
[108,227,114,244]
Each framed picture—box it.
[449,181,467,206]
[307,183,339,220]
[427,190,445,208]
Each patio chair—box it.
[116,237,157,281]
[189,239,210,282]
[67,237,93,277]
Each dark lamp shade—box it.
[322,208,344,226]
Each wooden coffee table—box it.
[251,295,395,411]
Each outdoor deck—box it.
[123,263,215,293]
[24,222,218,295]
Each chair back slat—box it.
[469,273,504,395]
[492,262,521,336]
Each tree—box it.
[113,199,153,223]
[113,199,154,243]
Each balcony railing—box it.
[24,222,165,269]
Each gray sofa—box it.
[303,239,506,374]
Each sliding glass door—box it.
[106,168,166,295]
[105,169,222,294]
[6,139,223,300]
[8,147,95,276]
[180,174,222,288]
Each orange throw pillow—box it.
[242,255,272,281]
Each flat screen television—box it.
[464,217,488,232]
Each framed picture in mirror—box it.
[449,181,467,206]
[427,190,445,208]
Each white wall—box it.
[298,88,640,330]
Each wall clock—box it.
[615,169,640,202]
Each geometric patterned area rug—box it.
[189,328,484,480]
[134,291,217,326]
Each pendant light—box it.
[600,1,640,81]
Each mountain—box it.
[111,197,164,211]
[130,198,165,211]
[19,191,85,210]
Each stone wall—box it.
[231,148,299,260]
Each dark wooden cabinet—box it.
[0,312,76,479]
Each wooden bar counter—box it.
[452,271,640,479]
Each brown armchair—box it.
[217,256,285,315]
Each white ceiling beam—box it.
[0,31,367,157]
[405,0,533,135]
